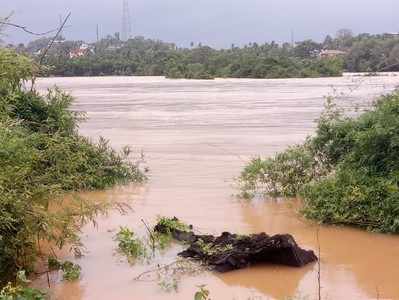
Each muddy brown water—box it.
[35,76,399,300]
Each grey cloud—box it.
[1,0,398,47]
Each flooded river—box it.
[36,76,399,300]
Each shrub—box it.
[115,227,147,261]
[302,92,399,232]
[239,91,399,233]
[0,271,45,300]
[0,48,145,285]
[156,216,190,233]
[239,145,315,198]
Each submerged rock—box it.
[154,218,317,272]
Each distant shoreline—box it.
[37,72,399,80]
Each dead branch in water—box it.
[316,226,322,300]
[141,218,156,256]
[133,259,205,282]
[133,260,180,282]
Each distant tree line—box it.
[9,29,399,79]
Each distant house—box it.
[319,49,346,59]
[69,43,92,59]
[105,45,122,52]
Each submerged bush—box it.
[0,48,145,285]
[156,216,190,233]
[239,145,315,198]
[240,91,399,233]
[0,271,45,300]
[115,227,147,261]
[47,258,81,281]
[152,216,191,249]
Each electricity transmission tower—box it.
[121,0,132,41]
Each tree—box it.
[322,35,335,49]
[294,40,322,58]
[336,28,354,49]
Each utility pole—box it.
[291,29,295,47]
[96,24,99,42]
[121,0,132,41]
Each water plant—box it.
[115,227,147,261]
[151,216,191,249]
[47,258,81,281]
[156,216,190,233]
[61,261,81,281]
[194,285,210,300]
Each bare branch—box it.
[0,21,63,36]
[38,12,71,65]
[141,218,156,256]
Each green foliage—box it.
[194,285,210,300]
[115,227,147,261]
[239,145,316,198]
[153,231,173,250]
[0,283,45,300]
[240,90,399,233]
[156,216,190,233]
[47,258,81,281]
[346,37,399,72]
[12,31,399,78]
[60,261,81,281]
[302,92,399,232]
[0,48,144,286]
[3,88,81,135]
[19,36,345,79]
[115,217,190,263]
[0,48,37,94]
[152,216,190,249]
[0,271,45,300]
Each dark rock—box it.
[154,218,317,273]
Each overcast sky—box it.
[1,0,398,48]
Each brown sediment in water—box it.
[33,76,399,300]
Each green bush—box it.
[0,48,145,285]
[239,145,316,198]
[302,92,399,232]
[0,271,45,300]
[115,227,147,261]
[240,91,399,233]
